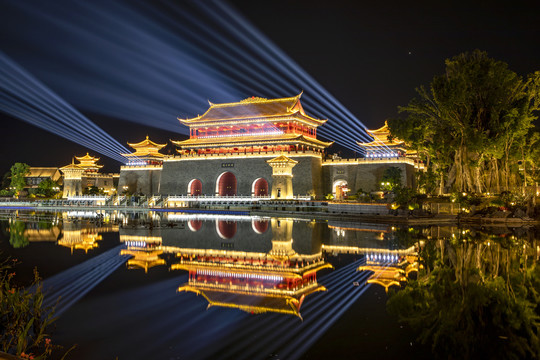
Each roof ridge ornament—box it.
[240,96,268,103]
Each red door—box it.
[253,178,268,196]
[189,179,202,196]
[218,172,236,196]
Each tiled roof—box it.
[27,167,60,178]
[171,134,332,148]
[180,94,326,125]
[127,135,166,149]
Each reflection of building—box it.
[24,225,61,242]
[321,223,419,292]
[120,231,166,272]
[60,153,118,198]
[57,216,118,253]
[121,247,166,273]
[171,218,332,318]
[357,252,419,293]
[58,227,102,254]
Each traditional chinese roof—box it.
[60,159,84,172]
[171,133,332,150]
[121,249,166,273]
[26,167,62,181]
[122,136,166,158]
[171,262,332,279]
[58,232,102,254]
[357,265,407,293]
[358,121,405,148]
[179,93,327,127]
[178,283,326,318]
[266,154,299,164]
[74,153,103,170]
[127,135,167,149]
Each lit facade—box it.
[60,153,118,198]
[119,94,418,199]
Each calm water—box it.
[1,210,538,360]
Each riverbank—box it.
[1,200,539,225]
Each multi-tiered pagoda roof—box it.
[172,94,333,155]
[74,153,104,171]
[357,121,407,158]
[122,136,166,165]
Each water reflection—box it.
[170,218,332,319]
[1,209,538,359]
[386,225,540,359]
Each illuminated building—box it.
[266,155,298,199]
[118,94,419,199]
[60,153,118,198]
[120,247,166,273]
[118,136,166,194]
[116,215,332,318]
[171,218,332,318]
[123,136,167,165]
[172,95,331,155]
[357,121,408,158]
[357,252,419,293]
[57,224,103,254]
[24,167,62,189]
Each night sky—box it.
[1,0,539,175]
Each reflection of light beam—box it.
[208,259,364,359]
[35,245,128,316]
[166,2,369,150]
[208,2,387,148]
[0,51,130,163]
[1,1,387,154]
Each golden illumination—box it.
[122,135,166,159]
[179,93,327,126]
[121,248,166,273]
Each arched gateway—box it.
[216,220,237,239]
[188,179,202,196]
[216,172,237,196]
[252,178,269,197]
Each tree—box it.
[35,179,60,198]
[9,221,28,248]
[380,166,402,191]
[389,51,540,194]
[83,185,104,195]
[1,171,10,190]
[9,163,30,198]
[387,232,540,359]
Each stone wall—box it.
[63,178,82,197]
[159,155,324,198]
[118,168,162,195]
[322,161,415,193]
[155,218,322,255]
